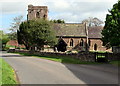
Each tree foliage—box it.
[10,15,23,32]
[7,32,17,40]
[102,1,120,47]
[50,19,65,23]
[9,15,23,40]
[18,19,57,50]
[82,17,103,26]
[0,30,9,50]
[0,30,9,44]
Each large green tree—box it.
[102,1,120,47]
[17,19,57,50]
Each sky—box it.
[0,0,118,33]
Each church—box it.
[27,4,111,52]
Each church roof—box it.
[88,26,103,38]
[54,23,86,37]
[53,23,103,39]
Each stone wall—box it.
[112,46,120,54]
[107,53,120,61]
[8,49,119,62]
[77,52,95,62]
[8,49,95,62]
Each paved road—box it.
[1,52,119,85]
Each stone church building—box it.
[27,5,110,52]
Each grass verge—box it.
[110,60,120,66]
[13,52,103,64]
[0,58,18,85]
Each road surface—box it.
[1,51,119,85]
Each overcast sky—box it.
[0,0,118,33]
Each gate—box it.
[94,52,108,62]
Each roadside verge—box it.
[0,58,19,85]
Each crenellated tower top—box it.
[27,4,48,20]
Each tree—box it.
[18,19,57,50]
[7,32,17,40]
[0,30,9,50]
[102,1,120,47]
[92,18,104,26]
[50,19,65,23]
[9,15,23,40]
[17,21,31,50]
[82,17,103,26]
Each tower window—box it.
[43,14,47,19]
[36,12,40,18]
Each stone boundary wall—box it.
[112,46,120,54]
[94,52,120,61]
[8,49,120,62]
[107,53,120,61]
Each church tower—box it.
[27,4,48,20]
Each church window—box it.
[70,39,74,47]
[36,12,40,18]
[88,40,91,46]
[94,43,97,51]
[80,39,84,46]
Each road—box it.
[1,51,119,85]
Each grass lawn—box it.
[0,58,18,85]
[14,52,102,64]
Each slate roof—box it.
[88,26,103,38]
[54,23,86,37]
[53,23,103,39]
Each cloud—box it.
[47,0,118,22]
[1,2,26,14]
[0,0,118,23]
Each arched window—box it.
[43,14,47,19]
[36,12,40,18]
[88,40,91,46]
[70,39,74,47]
[80,39,84,46]
[94,43,97,51]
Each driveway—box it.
[1,51,119,85]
